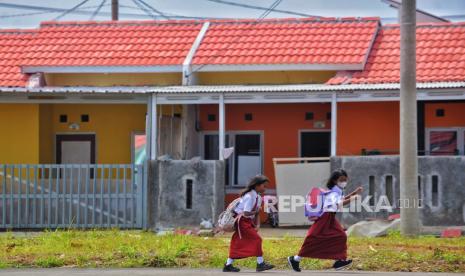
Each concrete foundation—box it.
[332,156,465,227]
[147,159,225,230]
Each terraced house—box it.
[1,16,465,230]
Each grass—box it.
[0,229,464,272]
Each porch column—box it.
[219,93,225,160]
[331,93,337,156]
[146,94,158,161]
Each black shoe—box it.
[256,261,275,272]
[287,256,301,272]
[223,264,240,272]
[333,259,352,270]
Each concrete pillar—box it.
[331,93,337,156]
[219,94,225,160]
[400,0,420,236]
[147,94,158,161]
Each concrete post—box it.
[219,94,225,160]
[331,93,337,156]
[150,95,158,160]
[111,0,118,21]
[400,0,420,236]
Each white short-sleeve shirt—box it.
[234,190,262,216]
[323,185,344,212]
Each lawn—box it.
[0,229,464,272]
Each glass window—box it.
[429,130,457,155]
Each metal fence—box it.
[0,164,146,229]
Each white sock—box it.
[294,255,302,262]
[257,256,264,264]
[226,258,234,265]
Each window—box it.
[305,112,314,120]
[427,129,459,155]
[207,114,216,122]
[132,132,146,165]
[81,114,89,122]
[204,134,230,185]
[234,134,261,186]
[436,109,445,117]
[244,113,253,121]
[300,131,330,157]
[203,132,262,187]
[59,114,67,123]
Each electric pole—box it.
[112,0,119,20]
[400,0,420,236]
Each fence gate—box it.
[0,164,147,229]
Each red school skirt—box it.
[228,216,263,259]
[298,212,347,260]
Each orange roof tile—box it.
[193,17,379,65]
[328,22,465,84]
[21,20,203,67]
[0,29,36,87]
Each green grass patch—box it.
[0,229,464,272]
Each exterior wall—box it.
[45,73,182,86]
[198,70,336,85]
[0,104,39,164]
[41,104,146,164]
[39,104,54,164]
[199,103,331,191]
[149,160,225,230]
[337,101,400,155]
[332,156,465,227]
[425,102,465,128]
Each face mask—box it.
[338,181,347,189]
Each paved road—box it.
[0,269,463,276]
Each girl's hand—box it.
[354,186,363,195]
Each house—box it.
[1,17,465,229]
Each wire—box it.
[120,4,232,20]
[0,2,149,19]
[204,0,318,18]
[132,0,158,19]
[136,0,170,20]
[90,0,107,20]
[0,4,110,19]
[188,0,284,76]
[53,0,91,21]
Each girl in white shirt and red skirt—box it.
[223,175,275,273]
[288,169,363,272]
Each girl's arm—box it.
[342,186,363,205]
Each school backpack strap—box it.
[304,187,331,221]
[216,197,241,233]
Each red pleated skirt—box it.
[298,212,347,260]
[228,217,263,259]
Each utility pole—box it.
[112,0,119,20]
[400,0,420,236]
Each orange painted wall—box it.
[337,102,400,156]
[425,102,465,128]
[199,103,331,191]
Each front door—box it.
[56,134,96,164]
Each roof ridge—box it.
[39,16,380,28]
[383,21,465,29]
[0,28,37,34]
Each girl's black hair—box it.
[326,169,348,189]
[240,175,269,197]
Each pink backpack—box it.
[304,187,331,221]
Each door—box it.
[56,134,96,164]
[300,131,331,157]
